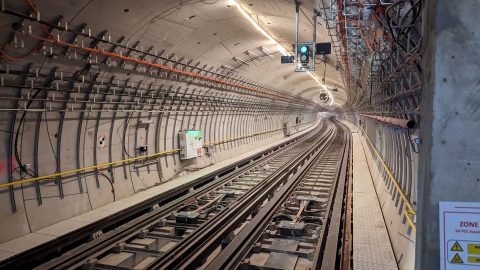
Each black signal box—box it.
[316,42,331,55]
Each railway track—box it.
[17,118,351,270]
[27,119,340,270]
[206,121,350,270]
[145,124,339,270]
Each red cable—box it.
[25,0,51,36]
[0,45,41,61]
[0,0,52,60]
[23,33,312,106]
[2,23,314,106]
[1,0,315,107]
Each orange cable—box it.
[25,32,314,107]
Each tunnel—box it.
[0,0,478,269]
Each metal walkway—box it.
[351,129,398,270]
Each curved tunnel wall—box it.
[0,91,316,243]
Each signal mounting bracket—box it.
[294,0,319,72]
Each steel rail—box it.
[318,123,350,270]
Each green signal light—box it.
[300,46,308,53]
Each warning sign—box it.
[452,242,464,252]
[440,202,480,270]
[451,254,464,264]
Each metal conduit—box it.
[361,113,416,129]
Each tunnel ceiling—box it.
[0,0,349,109]
[0,0,422,115]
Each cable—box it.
[44,112,59,161]
[14,89,45,177]
[13,65,56,177]
[199,0,220,4]
[68,0,94,24]
[0,46,43,61]
[0,0,52,60]
[13,64,88,178]
[322,59,327,83]
[11,166,29,181]
[10,0,57,176]
[24,0,51,36]
[120,93,149,159]
[120,112,134,158]
[38,171,116,201]
[97,171,116,201]
[129,0,217,41]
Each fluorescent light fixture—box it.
[234,1,290,56]
[233,0,335,106]
[226,0,237,6]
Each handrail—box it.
[404,209,417,232]
[0,123,314,188]
[358,126,416,231]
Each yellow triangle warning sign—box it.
[451,241,463,252]
[451,253,464,264]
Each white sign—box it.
[440,202,480,269]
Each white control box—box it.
[179,130,204,160]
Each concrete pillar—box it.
[417,1,480,269]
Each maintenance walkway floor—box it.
[346,122,399,270]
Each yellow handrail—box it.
[0,125,290,188]
[404,209,417,232]
[359,126,416,231]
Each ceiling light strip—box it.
[234,0,335,106]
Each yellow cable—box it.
[0,148,181,188]
[0,125,288,188]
